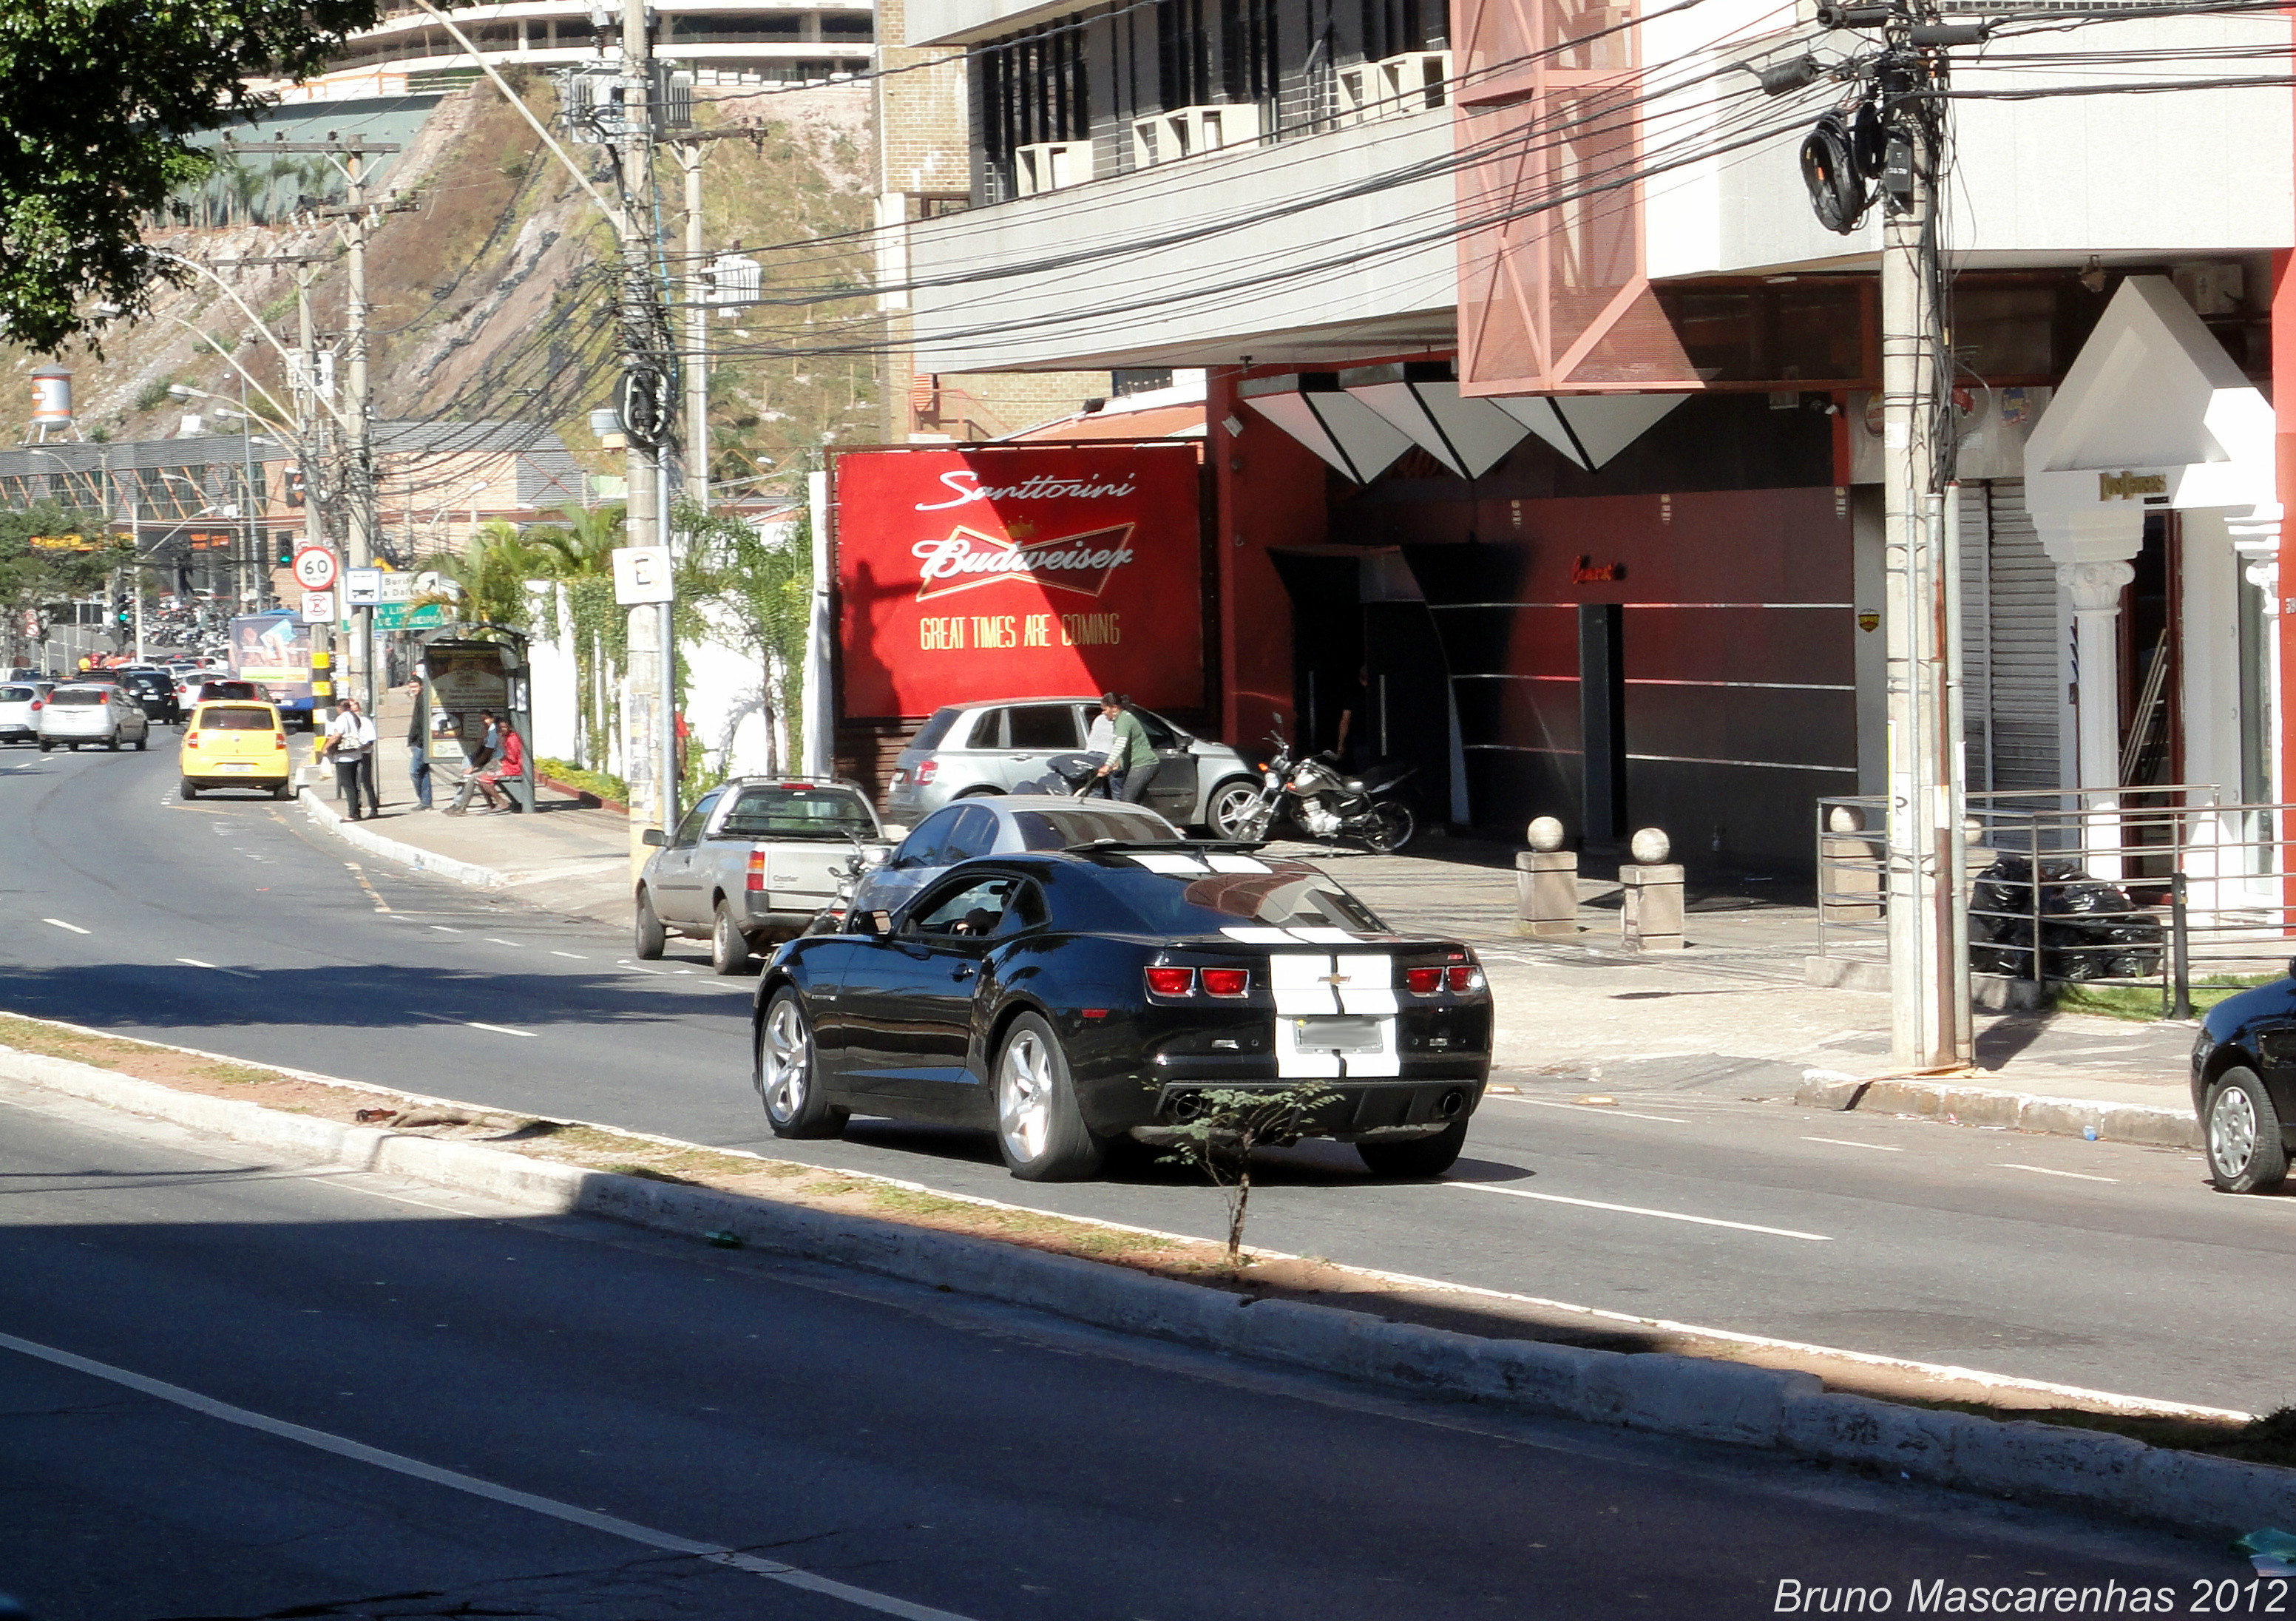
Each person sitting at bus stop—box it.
[443,709,501,815]
[447,711,524,815]
[1091,693,1159,805]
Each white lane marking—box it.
[175,958,260,980]
[1500,1095,1687,1125]
[487,939,523,948]
[1801,1136,1902,1152]
[549,950,587,961]
[0,1329,979,1621]
[617,961,671,976]
[429,925,462,935]
[1446,1182,1832,1242]
[464,1021,537,1040]
[41,918,89,935]
[1995,1163,2119,1184]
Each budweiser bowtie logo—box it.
[911,524,1137,603]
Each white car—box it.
[38,684,150,752]
[0,680,53,746]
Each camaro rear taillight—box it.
[746,850,766,892]
[1200,967,1249,997]
[1446,964,1483,992]
[1144,967,1194,996]
[1404,967,1442,994]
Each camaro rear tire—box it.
[1357,1119,1469,1179]
[711,900,756,975]
[2207,1066,2288,1194]
[994,1013,1105,1182]
[633,888,666,960]
[757,988,847,1139]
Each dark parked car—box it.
[118,669,183,725]
[2192,965,2296,1192]
[749,843,1491,1182]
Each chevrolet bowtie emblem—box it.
[1319,972,1349,986]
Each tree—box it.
[1162,1081,1341,1266]
[0,0,380,351]
[677,499,810,771]
[0,500,132,651]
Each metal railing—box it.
[1815,786,2296,1017]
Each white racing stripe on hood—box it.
[1126,852,1209,875]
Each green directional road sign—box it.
[369,601,452,631]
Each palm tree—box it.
[519,504,625,578]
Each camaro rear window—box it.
[1088,865,1388,935]
[205,708,275,730]
[720,785,876,839]
[1012,810,1179,850]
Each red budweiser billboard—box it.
[833,444,1203,719]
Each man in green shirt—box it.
[1091,692,1161,804]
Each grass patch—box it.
[2055,973,2278,1024]
[193,1060,280,1086]
[603,1163,694,1185]
[0,1015,146,1068]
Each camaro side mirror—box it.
[642,828,667,847]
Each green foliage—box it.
[535,756,628,807]
[2055,972,2280,1024]
[0,0,381,351]
[675,498,810,770]
[132,375,177,413]
[0,501,131,636]
[1161,1082,1342,1265]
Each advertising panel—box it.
[229,611,314,711]
[833,444,1202,719]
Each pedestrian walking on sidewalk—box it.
[323,696,380,820]
[1091,693,1160,805]
[405,680,433,811]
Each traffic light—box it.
[112,595,129,629]
[274,532,294,566]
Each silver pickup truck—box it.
[634,776,897,974]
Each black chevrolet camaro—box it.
[748,843,1494,1181]
[2190,964,2296,1193]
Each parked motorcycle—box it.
[1236,730,1418,853]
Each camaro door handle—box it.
[951,963,975,981]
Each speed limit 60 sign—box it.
[292,546,339,592]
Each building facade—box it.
[887,0,2293,876]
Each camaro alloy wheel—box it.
[2207,1066,2288,1194]
[757,989,844,1139]
[994,1014,1104,1182]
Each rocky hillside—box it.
[4,72,881,493]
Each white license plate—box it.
[1288,1015,1385,1054]
[216,762,256,774]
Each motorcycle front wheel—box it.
[1363,800,1417,854]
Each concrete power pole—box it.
[1878,16,1971,1069]
[617,0,677,869]
[677,141,709,510]
[344,141,379,715]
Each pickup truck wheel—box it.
[2207,1066,2288,1194]
[633,888,666,959]
[1357,1120,1469,1180]
[757,989,846,1138]
[711,900,756,975]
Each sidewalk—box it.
[298,688,634,922]
[292,738,2207,1145]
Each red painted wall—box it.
[1206,367,1329,744]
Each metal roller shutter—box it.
[1980,480,2062,791]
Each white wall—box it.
[1648,16,2292,279]
[524,580,579,760]
[907,109,1459,371]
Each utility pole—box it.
[1875,11,1968,1069]
[677,141,709,510]
[344,140,378,714]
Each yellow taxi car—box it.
[179,700,294,799]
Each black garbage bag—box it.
[1968,855,2163,981]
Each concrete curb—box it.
[298,784,509,890]
[11,1046,2290,1532]
[1797,1069,2201,1149]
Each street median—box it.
[4,1014,2290,1538]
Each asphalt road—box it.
[3,745,2289,1415]
[0,1083,2238,1620]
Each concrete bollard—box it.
[1516,816,1578,936]
[1619,827,1684,952]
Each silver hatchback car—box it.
[884,697,1263,839]
[38,683,149,752]
[848,793,1181,922]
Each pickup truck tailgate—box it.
[770,845,847,911]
